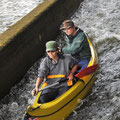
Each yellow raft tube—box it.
[24,37,98,120]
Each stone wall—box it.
[0,0,83,99]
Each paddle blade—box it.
[75,64,98,78]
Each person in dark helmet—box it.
[60,20,91,71]
[32,41,78,103]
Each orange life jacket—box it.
[45,74,73,86]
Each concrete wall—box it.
[0,0,83,99]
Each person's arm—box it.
[32,57,49,96]
[67,64,78,81]
[32,77,43,96]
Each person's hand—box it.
[67,72,74,86]
[31,87,39,96]
[32,88,36,96]
[67,72,74,81]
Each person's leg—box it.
[38,88,58,103]
[78,58,90,71]
[58,86,69,96]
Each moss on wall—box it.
[0,0,83,99]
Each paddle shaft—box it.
[38,77,68,92]
[39,82,59,92]
[39,64,98,92]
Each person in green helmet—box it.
[32,41,78,103]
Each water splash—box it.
[0,0,44,34]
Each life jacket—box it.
[44,74,73,86]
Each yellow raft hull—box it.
[24,37,98,120]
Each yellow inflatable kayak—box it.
[24,37,98,120]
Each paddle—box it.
[38,78,67,92]
[39,64,98,92]
[75,64,98,78]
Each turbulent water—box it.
[0,0,43,34]
[0,0,120,120]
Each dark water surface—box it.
[0,0,120,119]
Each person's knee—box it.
[38,89,58,103]
[80,64,87,70]
[58,86,69,96]
[38,94,48,103]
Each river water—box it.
[0,0,43,34]
[0,0,120,120]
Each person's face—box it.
[64,27,75,36]
[47,50,58,60]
